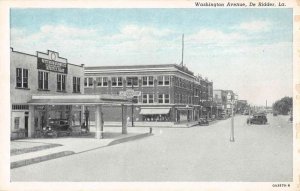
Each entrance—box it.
[25,116,28,137]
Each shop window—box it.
[73,77,81,93]
[14,117,20,129]
[57,74,66,92]
[38,71,48,90]
[16,68,29,88]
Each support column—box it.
[28,105,35,138]
[95,104,103,139]
[121,104,127,134]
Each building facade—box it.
[84,64,213,125]
[10,48,85,139]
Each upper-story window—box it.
[57,74,66,92]
[73,77,81,93]
[38,71,49,90]
[158,76,170,86]
[16,68,28,88]
[111,77,123,87]
[84,77,94,87]
[142,76,154,86]
[158,94,170,104]
[94,77,108,87]
[142,93,154,104]
[127,77,138,87]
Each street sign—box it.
[119,89,141,98]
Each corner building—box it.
[10,48,84,139]
[84,64,212,126]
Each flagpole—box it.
[181,34,184,67]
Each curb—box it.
[11,151,75,169]
[108,133,153,146]
[11,144,62,156]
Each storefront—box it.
[27,94,131,139]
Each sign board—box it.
[37,57,68,74]
[119,89,141,98]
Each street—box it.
[11,114,293,182]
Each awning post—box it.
[95,104,103,139]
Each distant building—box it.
[84,64,213,125]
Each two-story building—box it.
[10,48,86,139]
[84,64,211,126]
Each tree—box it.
[272,97,293,115]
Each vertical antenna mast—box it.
[181,34,184,67]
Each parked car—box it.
[198,117,209,126]
[42,119,72,138]
[247,114,268,125]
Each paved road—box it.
[11,114,293,182]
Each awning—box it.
[140,108,170,115]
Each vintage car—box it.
[247,113,268,125]
[198,117,209,126]
[42,119,72,138]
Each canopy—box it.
[140,108,170,115]
[27,94,131,105]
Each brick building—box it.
[84,64,213,125]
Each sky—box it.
[10,8,293,106]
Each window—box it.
[14,117,20,129]
[149,94,154,103]
[73,77,81,93]
[157,76,170,86]
[117,77,123,86]
[158,94,170,104]
[96,77,102,86]
[127,77,138,87]
[84,77,94,87]
[158,94,163,103]
[165,94,170,103]
[12,104,29,110]
[158,76,163,86]
[142,94,148,103]
[57,74,66,92]
[142,94,154,104]
[164,76,170,85]
[111,77,122,87]
[16,68,28,88]
[112,77,117,86]
[132,96,138,103]
[103,77,108,86]
[38,71,48,90]
[142,76,154,86]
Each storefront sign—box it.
[119,89,141,98]
[37,57,68,74]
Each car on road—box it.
[198,117,209,126]
[42,119,72,138]
[247,113,268,125]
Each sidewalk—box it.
[11,126,152,169]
